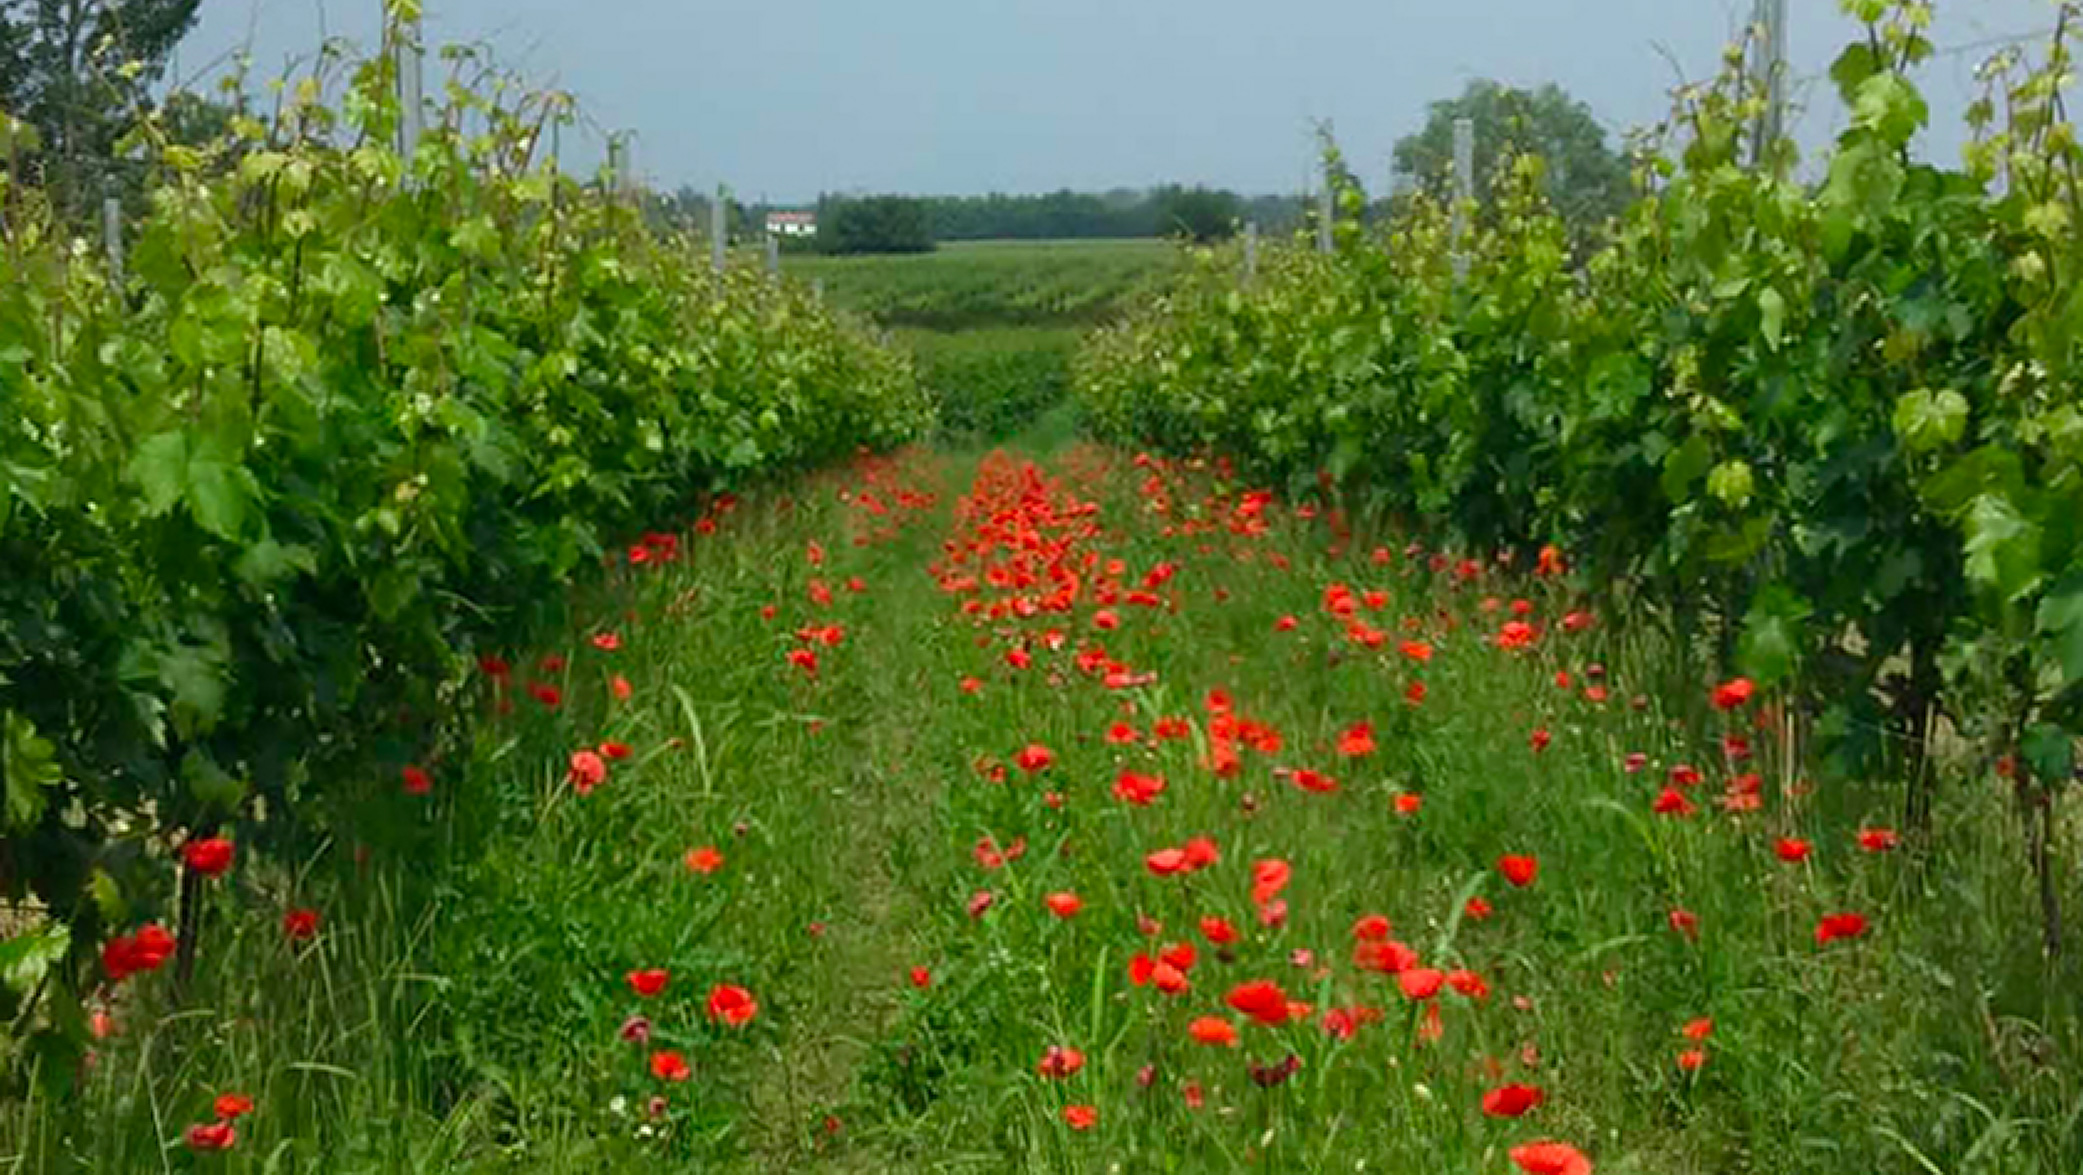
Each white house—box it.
[766,210,817,238]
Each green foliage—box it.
[0,21,927,1085]
[1150,184,1242,243]
[0,0,201,216]
[1391,78,1632,246]
[820,194,936,254]
[1079,1,2083,855]
[900,327,1081,442]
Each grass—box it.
[7,439,2080,1172]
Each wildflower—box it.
[1481,1083,1545,1117]
[1062,1104,1098,1131]
[185,1122,237,1151]
[1188,1016,1238,1046]
[402,765,433,795]
[1509,1140,1592,1175]
[1711,678,1756,711]
[282,909,320,941]
[1014,743,1054,774]
[650,1050,692,1082]
[1045,892,1084,919]
[1037,1045,1086,1078]
[706,984,759,1026]
[627,969,669,997]
[685,846,725,874]
[1815,912,1869,945]
[1498,854,1539,888]
[568,749,608,795]
[182,837,235,877]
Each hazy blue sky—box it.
[173,1,2058,202]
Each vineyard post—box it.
[711,184,728,274]
[1244,220,1259,285]
[1751,0,1787,167]
[1317,169,1334,254]
[812,277,824,302]
[102,193,122,284]
[393,13,424,175]
[1452,116,1474,283]
[765,232,779,279]
[605,135,624,201]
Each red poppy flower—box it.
[1397,967,1445,1001]
[101,924,176,983]
[787,648,819,676]
[1464,896,1494,921]
[1682,1017,1715,1041]
[1349,937,1416,974]
[1399,639,1434,663]
[1036,1045,1086,1078]
[1286,767,1338,794]
[1653,787,1695,817]
[1498,854,1539,888]
[1857,827,1899,853]
[528,682,563,708]
[1481,1083,1545,1117]
[650,1049,692,1082]
[1393,791,1423,815]
[909,966,931,989]
[1678,1047,1707,1072]
[1274,615,1299,632]
[1225,979,1293,1025]
[1199,915,1239,945]
[1250,858,1291,906]
[1774,837,1811,863]
[402,765,432,795]
[1815,912,1869,945]
[1014,743,1054,774]
[1005,648,1032,670]
[1182,836,1220,870]
[685,846,725,874]
[706,983,759,1026]
[212,1093,254,1121]
[1105,722,1140,745]
[1045,892,1083,919]
[1509,1140,1592,1175]
[1336,720,1377,757]
[1496,621,1538,650]
[1668,908,1700,938]
[1405,681,1428,705]
[1711,677,1756,711]
[1529,727,1552,753]
[1446,968,1490,1000]
[185,1122,236,1151]
[1146,848,1188,876]
[592,632,621,652]
[599,741,633,762]
[966,890,995,918]
[181,837,235,877]
[627,968,669,997]
[1113,770,1166,806]
[568,749,608,795]
[1188,1016,1238,1046]
[282,908,320,941]
[1062,1104,1098,1131]
[1153,717,1190,740]
[1352,914,1392,942]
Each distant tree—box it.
[1152,184,1241,243]
[1391,80,1631,242]
[0,0,203,216]
[819,194,934,254]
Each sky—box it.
[171,0,2061,203]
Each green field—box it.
[784,239,1181,331]
[782,241,1181,442]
